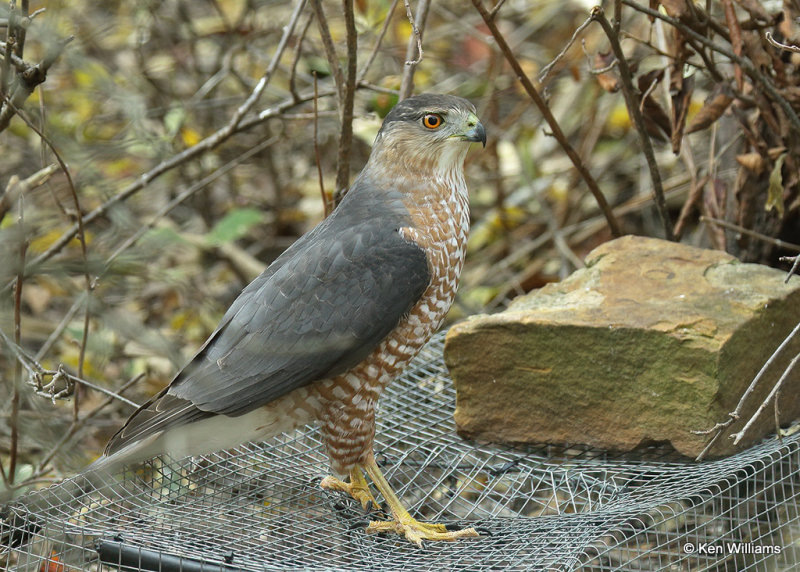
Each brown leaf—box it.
[594,52,619,93]
[659,0,690,19]
[734,0,771,22]
[636,69,671,140]
[642,96,672,140]
[736,152,766,174]
[637,68,664,93]
[686,91,734,134]
[721,0,744,90]
[768,146,788,160]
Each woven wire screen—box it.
[2,330,800,571]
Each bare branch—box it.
[399,0,431,100]
[7,91,334,296]
[7,101,92,421]
[779,255,800,283]
[0,163,57,224]
[732,352,800,445]
[621,0,800,135]
[700,216,800,252]
[313,73,329,216]
[0,34,72,132]
[695,321,800,460]
[288,14,314,103]
[765,31,800,54]
[331,0,359,198]
[357,0,399,84]
[472,0,623,238]
[539,15,594,85]
[310,0,344,100]
[591,6,674,241]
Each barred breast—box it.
[318,172,471,474]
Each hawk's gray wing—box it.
[105,186,429,456]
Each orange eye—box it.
[422,113,443,129]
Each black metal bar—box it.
[96,539,251,572]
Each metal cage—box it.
[2,331,799,571]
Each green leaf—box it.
[164,106,186,138]
[206,208,265,245]
[766,153,787,217]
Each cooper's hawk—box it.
[100,94,485,545]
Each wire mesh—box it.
[2,330,799,571]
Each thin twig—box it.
[334,0,358,195]
[621,0,800,135]
[8,91,332,295]
[591,6,674,241]
[732,352,800,445]
[105,135,280,265]
[489,0,508,19]
[539,15,594,85]
[6,100,92,422]
[288,13,314,102]
[35,293,83,361]
[357,0,399,84]
[0,163,57,224]
[472,0,622,237]
[0,325,140,408]
[700,216,800,252]
[9,193,25,484]
[403,0,425,66]
[0,34,72,132]
[310,0,344,100]
[313,73,329,216]
[32,373,144,478]
[779,255,800,283]
[228,0,309,133]
[694,321,800,460]
[15,0,30,59]
[765,31,800,54]
[399,0,431,100]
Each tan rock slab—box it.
[445,236,800,458]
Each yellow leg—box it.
[361,455,480,547]
[320,467,379,511]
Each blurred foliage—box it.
[1,0,800,491]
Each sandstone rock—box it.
[445,236,800,458]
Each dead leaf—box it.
[766,153,787,216]
[594,52,619,93]
[768,146,787,160]
[642,96,671,141]
[22,284,52,315]
[659,0,690,19]
[734,0,771,22]
[721,0,744,90]
[736,153,766,174]
[686,90,734,134]
[636,69,671,140]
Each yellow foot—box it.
[361,455,480,546]
[366,515,479,547]
[320,469,379,511]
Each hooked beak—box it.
[455,113,487,147]
[465,120,487,147]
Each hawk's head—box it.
[369,94,486,177]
